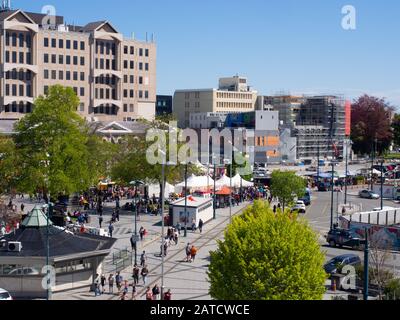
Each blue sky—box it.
[15,0,400,107]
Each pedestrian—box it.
[140,251,147,267]
[108,222,114,238]
[190,245,198,262]
[198,219,204,234]
[141,266,149,285]
[176,222,182,235]
[130,235,137,252]
[164,289,172,300]
[273,205,277,213]
[144,287,153,301]
[185,243,192,262]
[115,272,123,293]
[174,230,179,245]
[139,227,145,241]
[108,274,114,294]
[100,274,106,294]
[116,209,120,222]
[132,264,140,285]
[131,283,137,300]
[94,279,101,297]
[99,215,103,229]
[20,203,25,213]
[191,218,196,232]
[122,280,129,298]
[152,284,160,300]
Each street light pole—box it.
[213,161,217,220]
[381,159,384,210]
[230,161,233,223]
[160,161,166,300]
[330,161,335,231]
[184,163,188,237]
[134,191,138,266]
[344,139,349,205]
[364,229,369,301]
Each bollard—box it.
[331,278,337,292]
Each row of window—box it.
[5,84,32,97]
[44,54,85,66]
[1,103,33,114]
[184,101,200,108]
[43,69,86,82]
[216,102,253,109]
[96,42,116,55]
[94,105,118,115]
[44,85,85,97]
[5,32,32,48]
[95,88,117,100]
[5,51,32,64]
[123,46,149,57]
[44,38,85,51]
[124,75,146,84]
[5,70,32,81]
[123,89,149,99]
[123,60,149,71]
[216,92,253,100]
[123,104,135,113]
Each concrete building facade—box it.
[173,76,258,128]
[0,7,156,123]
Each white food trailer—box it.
[170,196,213,227]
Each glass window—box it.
[130,61,134,69]
[124,75,128,83]
[59,70,64,80]
[73,72,78,81]
[80,103,84,112]
[145,49,149,57]
[130,75,134,84]
[145,91,149,99]
[80,56,85,66]
[124,60,128,69]
[73,40,78,50]
[26,52,31,64]
[139,90,143,98]
[6,32,10,46]
[19,52,24,64]
[51,38,56,48]
[5,51,9,63]
[124,46,128,54]
[123,104,128,112]
[44,37,49,47]
[73,56,78,65]
[80,41,85,51]
[139,62,143,70]
[44,69,49,79]
[44,86,49,94]
[130,90,134,98]
[66,40,71,49]
[19,85,24,96]
[51,54,56,64]
[129,104,134,112]
[139,76,143,84]
[11,33,16,46]
[59,39,64,48]
[130,46,134,55]
[66,71,71,80]
[139,48,143,56]
[19,33,24,47]
[80,87,85,97]
[124,90,127,98]
[66,55,71,65]
[59,55,64,64]
[51,70,56,80]
[12,84,17,96]
[80,72,85,81]
[145,63,149,71]
[12,51,17,63]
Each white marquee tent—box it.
[175,175,215,192]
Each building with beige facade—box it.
[0,5,156,123]
[173,76,258,128]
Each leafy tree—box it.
[270,170,306,212]
[351,95,394,155]
[208,201,327,300]
[384,279,400,300]
[392,114,400,148]
[0,136,18,195]
[12,85,98,199]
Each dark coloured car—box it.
[327,229,363,250]
[324,254,362,275]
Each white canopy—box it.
[148,183,176,198]
[216,174,232,188]
[176,175,215,189]
[232,174,254,187]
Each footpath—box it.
[53,201,251,300]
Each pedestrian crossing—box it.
[113,227,132,236]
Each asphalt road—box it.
[306,188,400,276]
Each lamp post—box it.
[184,162,188,237]
[344,139,349,205]
[224,158,233,223]
[363,229,369,301]
[330,161,335,231]
[132,180,144,266]
[213,158,217,220]
[160,160,166,300]
[381,159,384,210]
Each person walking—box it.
[176,222,182,236]
[115,272,123,294]
[164,289,172,300]
[190,245,198,262]
[108,222,114,238]
[140,251,147,267]
[198,219,204,234]
[141,265,149,285]
[99,215,103,229]
[144,287,153,301]
[100,274,106,294]
[130,235,137,252]
[152,284,160,300]
[139,227,145,241]
[94,279,101,297]
[191,218,196,232]
[132,265,140,285]
[131,283,137,300]
[185,243,192,262]
[108,274,114,294]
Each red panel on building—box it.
[345,100,351,136]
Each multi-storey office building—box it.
[156,95,173,116]
[0,7,156,122]
[173,76,258,128]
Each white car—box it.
[0,288,12,300]
[291,201,306,213]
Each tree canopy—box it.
[351,95,394,155]
[11,85,106,199]
[270,170,306,212]
[208,201,327,300]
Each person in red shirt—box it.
[164,289,172,300]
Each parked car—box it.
[291,201,306,214]
[0,288,12,300]
[324,254,362,275]
[359,190,380,199]
[326,228,363,249]
[8,267,40,276]
[306,166,317,172]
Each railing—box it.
[112,247,132,273]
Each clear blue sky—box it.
[15,0,400,107]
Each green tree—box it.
[392,114,400,148]
[208,201,327,300]
[0,136,17,195]
[12,85,97,199]
[270,170,306,212]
